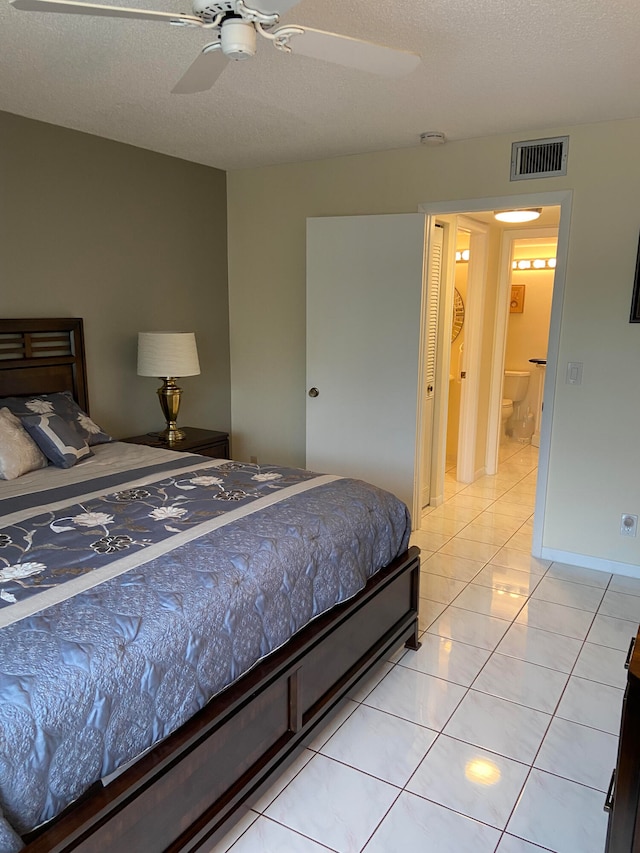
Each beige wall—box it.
[228,118,640,568]
[0,111,230,439]
[506,271,554,372]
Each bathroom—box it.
[446,229,557,475]
[502,235,557,448]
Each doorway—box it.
[416,192,571,558]
[486,228,559,473]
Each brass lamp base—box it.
[153,425,186,444]
[156,378,185,444]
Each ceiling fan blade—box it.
[247,0,301,14]
[284,26,421,78]
[171,46,228,94]
[10,0,203,24]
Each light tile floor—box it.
[211,441,640,853]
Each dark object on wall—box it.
[630,234,640,323]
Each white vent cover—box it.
[510,136,569,180]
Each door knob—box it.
[308,387,319,398]
[427,384,434,393]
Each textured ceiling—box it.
[1,0,639,170]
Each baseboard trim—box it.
[540,547,640,579]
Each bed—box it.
[0,318,421,853]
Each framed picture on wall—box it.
[630,233,640,323]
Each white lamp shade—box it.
[137,332,201,378]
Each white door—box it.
[420,224,443,507]
[306,214,427,513]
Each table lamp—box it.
[137,331,200,443]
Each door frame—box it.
[418,190,573,558]
[485,226,560,475]
[455,216,490,484]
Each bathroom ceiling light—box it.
[494,208,542,223]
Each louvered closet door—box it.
[420,224,443,507]
[306,214,428,514]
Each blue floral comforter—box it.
[0,450,410,850]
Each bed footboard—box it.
[22,546,420,853]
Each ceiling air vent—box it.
[510,136,568,180]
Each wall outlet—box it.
[621,514,638,537]
[250,456,258,464]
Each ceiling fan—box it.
[9,0,421,94]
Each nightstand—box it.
[121,427,230,459]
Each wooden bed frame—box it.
[0,317,89,411]
[0,318,421,853]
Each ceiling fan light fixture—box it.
[9,0,423,92]
[494,208,542,223]
[221,17,256,59]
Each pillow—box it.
[21,413,93,469]
[0,408,48,480]
[0,391,111,446]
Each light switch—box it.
[566,362,583,385]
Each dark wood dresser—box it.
[605,627,640,853]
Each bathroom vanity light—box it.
[494,208,542,223]
[511,257,556,270]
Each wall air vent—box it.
[510,136,569,180]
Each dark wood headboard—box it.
[0,318,89,413]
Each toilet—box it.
[501,370,531,439]
[501,399,514,434]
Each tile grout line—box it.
[493,588,622,851]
